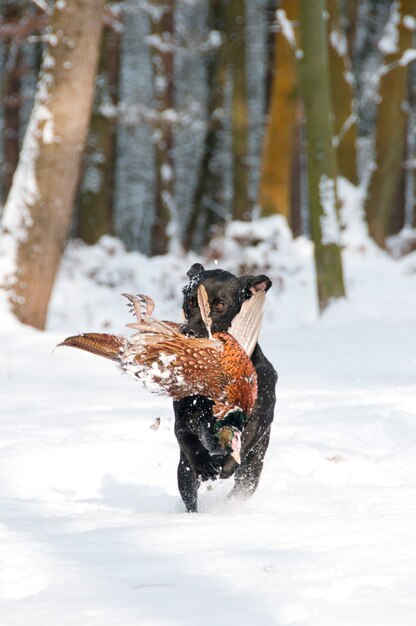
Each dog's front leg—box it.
[177,450,200,512]
[173,398,222,482]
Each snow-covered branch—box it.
[30,0,51,14]
[117,101,205,131]
[275,9,303,60]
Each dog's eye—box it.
[214,302,225,312]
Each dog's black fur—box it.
[173,263,277,512]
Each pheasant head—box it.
[216,425,242,464]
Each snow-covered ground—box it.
[1,201,416,625]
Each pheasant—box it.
[59,286,265,463]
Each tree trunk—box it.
[1,4,22,204]
[228,0,250,220]
[148,0,174,256]
[327,0,357,184]
[365,0,415,247]
[353,0,393,187]
[289,103,303,237]
[298,0,346,311]
[184,0,228,252]
[405,57,416,228]
[258,0,299,221]
[0,0,105,329]
[77,22,121,244]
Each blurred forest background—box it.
[1,0,416,328]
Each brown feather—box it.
[58,333,123,361]
[228,291,265,357]
[197,284,212,338]
[58,293,260,420]
[121,328,229,401]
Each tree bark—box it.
[228,0,250,220]
[1,4,22,204]
[405,57,416,228]
[184,0,228,252]
[327,0,357,184]
[298,0,346,311]
[258,0,299,220]
[77,22,121,244]
[148,0,174,256]
[365,0,416,247]
[0,0,105,329]
[353,0,392,186]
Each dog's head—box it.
[180,263,272,337]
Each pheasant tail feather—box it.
[197,284,212,338]
[228,291,265,357]
[58,333,123,361]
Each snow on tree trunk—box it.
[114,3,154,254]
[148,0,175,256]
[298,0,346,312]
[327,0,358,184]
[405,56,416,228]
[0,0,105,329]
[185,0,227,252]
[353,0,392,189]
[2,4,22,205]
[364,0,416,247]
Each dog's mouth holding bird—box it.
[59,282,267,464]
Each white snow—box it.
[275,9,304,60]
[207,30,222,49]
[398,48,416,66]
[161,163,173,183]
[276,9,297,51]
[329,28,348,58]
[378,2,401,55]
[31,0,50,14]
[0,42,57,290]
[319,175,340,246]
[1,184,416,624]
[403,14,416,30]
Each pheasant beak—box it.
[230,450,241,465]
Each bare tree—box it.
[258,1,300,222]
[228,0,250,220]
[1,3,23,204]
[364,0,416,246]
[77,16,121,244]
[148,0,175,256]
[405,57,416,229]
[0,0,105,329]
[327,0,358,184]
[298,0,346,311]
[353,0,393,187]
[185,0,228,252]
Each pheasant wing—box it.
[121,329,229,401]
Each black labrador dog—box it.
[173,263,277,512]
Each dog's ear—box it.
[187,263,205,280]
[240,274,272,297]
